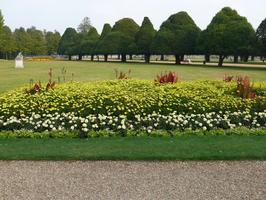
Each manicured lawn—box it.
[1,60,266,92]
[0,136,265,160]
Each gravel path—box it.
[0,161,265,200]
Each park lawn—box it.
[0,135,265,160]
[1,60,266,92]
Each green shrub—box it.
[0,127,265,139]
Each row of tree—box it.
[1,7,266,66]
[59,7,266,66]
[0,10,61,59]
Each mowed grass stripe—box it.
[0,136,265,160]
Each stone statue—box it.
[15,52,24,69]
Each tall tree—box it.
[27,26,47,55]
[1,26,16,59]
[96,23,112,61]
[151,12,200,64]
[201,7,256,66]
[77,17,92,33]
[58,28,77,60]
[14,27,32,55]
[96,18,139,62]
[45,31,61,55]
[76,27,99,60]
[256,18,266,58]
[135,17,156,63]
[0,10,5,56]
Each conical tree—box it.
[78,27,99,60]
[256,18,266,58]
[202,7,256,66]
[97,23,112,61]
[58,28,77,60]
[100,23,112,40]
[96,18,139,62]
[151,12,200,64]
[135,17,156,63]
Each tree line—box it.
[1,7,266,66]
[0,10,61,59]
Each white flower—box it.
[82,128,88,132]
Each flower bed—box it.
[0,111,266,136]
[0,80,266,136]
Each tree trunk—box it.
[121,54,127,62]
[218,55,225,67]
[251,56,255,61]
[91,55,94,61]
[205,54,210,62]
[234,56,238,63]
[180,55,184,62]
[243,55,249,62]
[68,55,72,61]
[118,54,121,60]
[78,54,82,60]
[160,55,164,61]
[104,54,108,62]
[145,54,150,63]
[129,55,133,60]
[175,55,181,65]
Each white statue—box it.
[15,52,24,69]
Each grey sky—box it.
[1,0,265,34]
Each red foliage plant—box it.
[236,76,256,99]
[26,68,56,95]
[46,68,56,90]
[223,74,234,82]
[115,69,131,80]
[155,71,178,84]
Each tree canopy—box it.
[200,7,256,66]
[151,12,200,64]
[26,26,47,55]
[0,10,5,54]
[99,23,112,40]
[256,18,266,57]
[135,17,156,63]
[96,18,139,62]
[58,28,77,60]
[76,27,99,59]
[45,31,61,55]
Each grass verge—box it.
[0,135,265,161]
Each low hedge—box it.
[0,127,265,139]
[1,80,266,119]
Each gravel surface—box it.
[0,161,265,200]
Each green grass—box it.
[0,136,265,160]
[1,60,266,92]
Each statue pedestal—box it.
[15,52,24,69]
[15,59,24,69]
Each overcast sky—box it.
[1,0,265,34]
